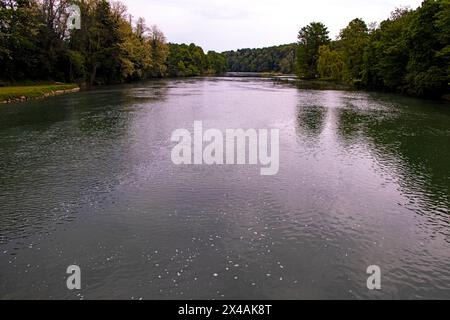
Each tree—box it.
[317,45,344,80]
[404,0,449,97]
[0,0,42,80]
[362,7,413,91]
[296,22,330,78]
[147,25,168,77]
[223,44,297,74]
[436,0,450,88]
[337,18,368,82]
[0,0,173,84]
[207,51,226,75]
[165,43,221,77]
[361,1,449,98]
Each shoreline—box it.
[0,85,80,104]
[1,79,448,104]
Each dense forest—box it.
[223,44,297,74]
[223,0,449,98]
[1,0,448,98]
[166,43,226,77]
[0,0,225,86]
[298,0,449,98]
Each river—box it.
[0,77,449,299]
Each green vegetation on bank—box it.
[1,0,448,99]
[222,0,449,99]
[223,44,297,74]
[0,0,225,87]
[0,84,79,103]
[166,43,226,77]
[296,0,449,98]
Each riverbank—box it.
[224,73,356,91]
[0,84,80,104]
[270,76,356,91]
[274,77,449,100]
[294,79,355,91]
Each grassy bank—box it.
[0,84,79,103]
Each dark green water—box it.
[0,77,449,299]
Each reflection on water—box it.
[296,106,327,139]
[0,78,449,299]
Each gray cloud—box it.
[122,0,423,52]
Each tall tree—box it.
[362,1,449,97]
[337,18,368,81]
[317,45,344,80]
[296,22,330,78]
[362,8,413,91]
[207,51,226,75]
[147,25,168,77]
[0,0,42,80]
[404,0,449,97]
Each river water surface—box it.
[0,77,449,299]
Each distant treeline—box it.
[1,0,448,98]
[166,43,226,77]
[223,44,297,74]
[0,0,225,86]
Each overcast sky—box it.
[122,0,423,52]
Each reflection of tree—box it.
[0,98,70,130]
[126,80,170,103]
[296,105,327,139]
[0,81,170,242]
[335,108,367,143]
[335,99,450,230]
[76,80,169,135]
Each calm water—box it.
[0,78,449,299]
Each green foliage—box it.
[223,44,297,74]
[147,25,169,78]
[337,18,369,81]
[206,51,226,75]
[0,0,198,85]
[296,22,330,78]
[361,1,449,97]
[1,0,448,98]
[303,0,449,98]
[0,0,42,80]
[317,45,344,80]
[165,43,225,77]
[403,0,449,97]
[362,8,413,90]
